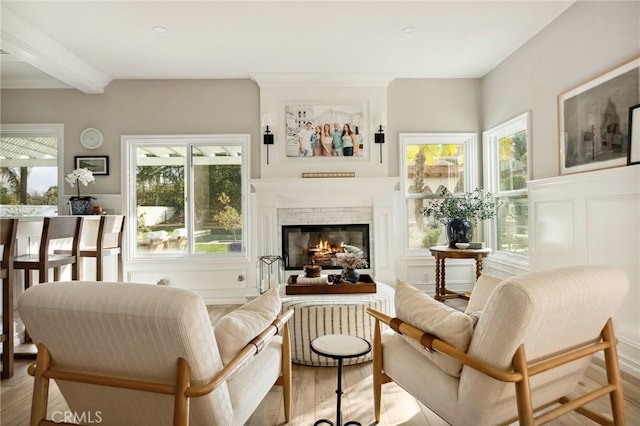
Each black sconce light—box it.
[262,114,274,164]
[374,113,386,164]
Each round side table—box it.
[310,334,372,426]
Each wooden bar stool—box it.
[58,215,125,281]
[0,218,17,379]
[14,216,84,287]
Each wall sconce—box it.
[375,112,386,164]
[262,114,274,164]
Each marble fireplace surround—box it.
[250,177,398,284]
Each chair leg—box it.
[373,319,382,423]
[31,344,52,425]
[173,358,190,426]
[23,270,33,343]
[282,322,292,423]
[96,256,103,281]
[74,259,82,281]
[513,345,534,426]
[1,276,14,379]
[602,319,625,425]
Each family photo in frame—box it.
[285,104,367,158]
[558,56,639,175]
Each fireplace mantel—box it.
[249,177,399,285]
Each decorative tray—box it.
[285,273,377,295]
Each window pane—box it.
[193,145,243,254]
[499,130,527,192]
[497,195,528,255]
[405,144,465,195]
[407,198,445,250]
[135,146,186,255]
[0,135,58,216]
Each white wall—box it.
[482,1,640,180]
[529,166,640,377]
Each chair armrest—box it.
[367,308,522,383]
[186,309,294,398]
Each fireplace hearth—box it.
[282,224,370,270]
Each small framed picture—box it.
[75,155,109,175]
[628,104,640,165]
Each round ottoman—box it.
[281,282,395,366]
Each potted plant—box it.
[422,187,500,248]
[335,252,368,283]
[66,168,95,215]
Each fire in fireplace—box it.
[282,224,370,270]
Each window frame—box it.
[482,112,531,265]
[0,123,64,214]
[399,132,479,257]
[122,134,250,260]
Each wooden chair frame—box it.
[14,217,84,287]
[27,309,293,426]
[56,215,125,281]
[367,308,625,426]
[1,218,18,379]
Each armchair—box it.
[368,265,628,425]
[18,281,292,425]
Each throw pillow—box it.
[214,285,282,364]
[464,273,503,314]
[394,279,474,377]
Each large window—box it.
[400,133,478,254]
[0,124,63,216]
[124,135,248,258]
[483,112,530,258]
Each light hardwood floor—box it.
[2,304,639,425]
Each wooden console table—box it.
[429,245,492,301]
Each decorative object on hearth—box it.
[66,167,95,215]
[423,187,500,248]
[336,252,368,284]
[256,255,284,294]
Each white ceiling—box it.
[0,1,575,93]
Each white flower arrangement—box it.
[335,252,368,269]
[65,168,95,198]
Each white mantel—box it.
[249,177,400,285]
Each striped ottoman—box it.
[281,282,395,366]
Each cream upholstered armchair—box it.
[18,281,292,426]
[368,265,628,425]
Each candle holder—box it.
[257,255,285,294]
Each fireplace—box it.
[282,224,370,271]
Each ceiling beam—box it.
[0,9,112,94]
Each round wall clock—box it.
[80,127,103,150]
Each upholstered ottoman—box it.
[281,282,395,366]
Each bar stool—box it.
[56,215,125,281]
[0,218,17,379]
[14,216,84,287]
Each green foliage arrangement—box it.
[423,187,501,226]
[212,192,242,240]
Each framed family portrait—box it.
[628,104,640,165]
[284,103,368,158]
[75,155,109,175]
[558,55,639,175]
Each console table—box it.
[429,245,491,301]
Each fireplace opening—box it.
[282,224,370,271]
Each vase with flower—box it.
[66,168,95,215]
[335,252,368,284]
[423,187,501,248]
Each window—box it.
[0,124,63,216]
[123,135,248,258]
[483,112,530,258]
[400,133,478,254]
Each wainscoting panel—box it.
[529,166,640,378]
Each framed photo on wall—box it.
[629,104,640,165]
[558,55,639,175]
[75,155,109,175]
[284,103,368,158]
